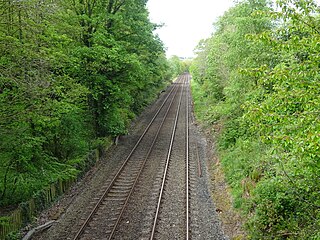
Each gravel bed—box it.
[188,121,228,240]
[152,84,187,239]
[30,78,231,240]
[112,88,180,239]
[31,86,175,240]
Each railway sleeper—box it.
[112,185,132,190]
[107,191,128,197]
[114,181,134,187]
[117,176,136,182]
[107,197,127,201]
[109,188,130,194]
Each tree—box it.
[0,0,170,207]
[244,1,320,237]
[191,0,320,238]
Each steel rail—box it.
[185,74,190,240]
[73,79,180,240]
[150,78,185,240]
[107,77,183,240]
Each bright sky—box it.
[147,0,235,58]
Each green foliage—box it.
[5,231,20,240]
[0,0,171,208]
[191,0,320,238]
[168,56,191,77]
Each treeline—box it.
[191,0,319,239]
[168,55,191,76]
[0,0,175,207]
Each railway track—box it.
[148,74,190,240]
[72,74,192,240]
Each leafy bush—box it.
[191,0,320,238]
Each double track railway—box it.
[71,74,192,239]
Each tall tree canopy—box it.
[0,0,170,206]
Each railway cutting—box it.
[33,74,227,240]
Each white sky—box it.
[147,0,320,58]
[147,0,235,58]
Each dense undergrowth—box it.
[0,0,186,208]
[191,0,320,239]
